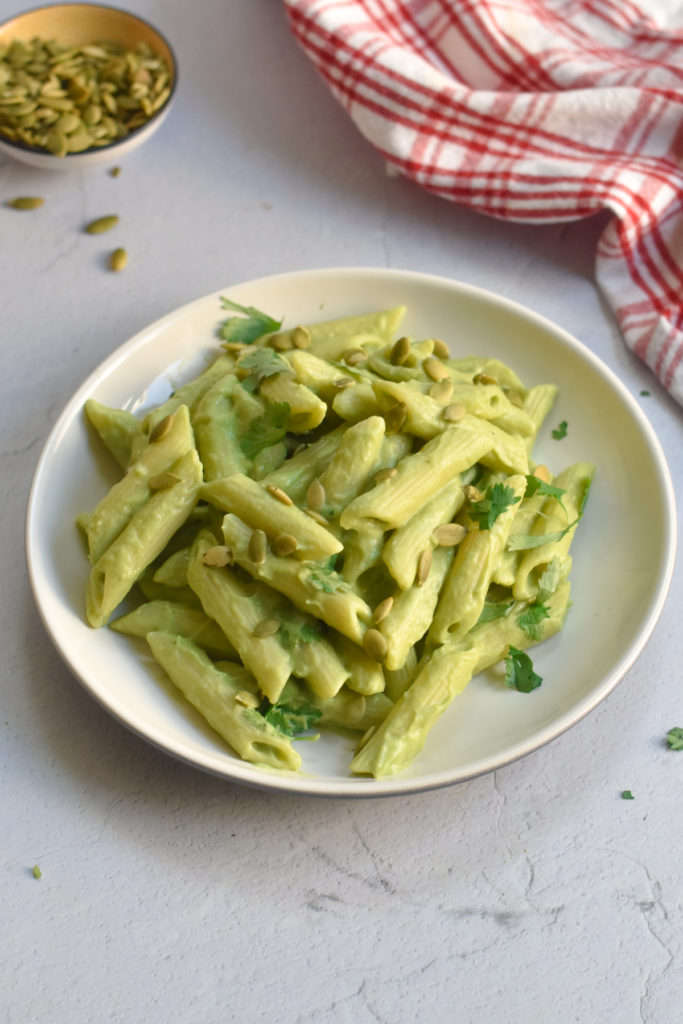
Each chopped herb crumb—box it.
[551,420,568,440]
[621,790,634,800]
[666,727,683,750]
[640,390,650,396]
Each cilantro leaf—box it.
[277,621,322,650]
[299,623,322,644]
[239,402,290,459]
[507,523,574,552]
[525,474,567,513]
[469,483,521,530]
[504,646,542,692]
[640,390,650,397]
[260,700,322,737]
[666,727,683,750]
[517,602,550,641]
[537,558,562,603]
[552,420,568,440]
[476,599,514,626]
[239,348,290,393]
[621,790,635,800]
[219,298,282,345]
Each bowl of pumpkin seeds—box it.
[0,3,176,169]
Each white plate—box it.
[26,268,677,796]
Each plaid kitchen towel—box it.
[284,0,683,405]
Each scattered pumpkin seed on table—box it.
[109,247,127,272]
[0,37,171,156]
[6,196,44,209]
[85,214,118,234]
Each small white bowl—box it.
[0,3,177,170]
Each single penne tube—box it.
[350,642,481,777]
[221,514,371,643]
[146,632,301,772]
[381,545,455,670]
[339,425,492,531]
[512,463,594,601]
[87,404,194,565]
[110,599,239,658]
[332,381,382,422]
[153,546,191,587]
[84,399,139,470]
[458,414,530,475]
[471,581,571,670]
[382,477,464,590]
[136,352,236,451]
[289,633,350,700]
[286,349,348,401]
[302,306,406,361]
[86,448,203,627]
[191,373,255,481]
[201,473,342,560]
[319,415,386,511]
[428,474,527,644]
[186,532,293,703]
[522,383,559,451]
[259,374,327,431]
[262,423,347,502]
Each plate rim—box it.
[25,266,678,797]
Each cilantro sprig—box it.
[468,483,521,530]
[239,348,290,393]
[219,298,282,345]
[508,476,593,551]
[524,474,567,512]
[259,699,322,737]
[504,646,543,692]
[476,599,514,626]
[239,402,290,459]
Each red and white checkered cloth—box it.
[284,0,683,405]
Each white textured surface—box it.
[2,1,681,1022]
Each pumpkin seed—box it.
[6,196,44,209]
[109,247,127,272]
[372,596,394,624]
[252,618,281,638]
[532,464,551,483]
[291,326,311,349]
[473,372,499,386]
[271,533,298,557]
[423,356,450,382]
[342,347,368,367]
[442,403,466,423]
[235,690,260,708]
[149,414,174,442]
[85,214,119,234]
[433,523,467,546]
[266,484,294,506]
[306,478,326,511]
[431,338,450,359]
[374,467,397,484]
[384,401,407,434]
[304,508,329,526]
[149,471,180,490]
[202,545,233,568]
[416,548,432,586]
[333,377,355,389]
[248,529,267,564]
[390,335,411,366]
[363,628,388,662]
